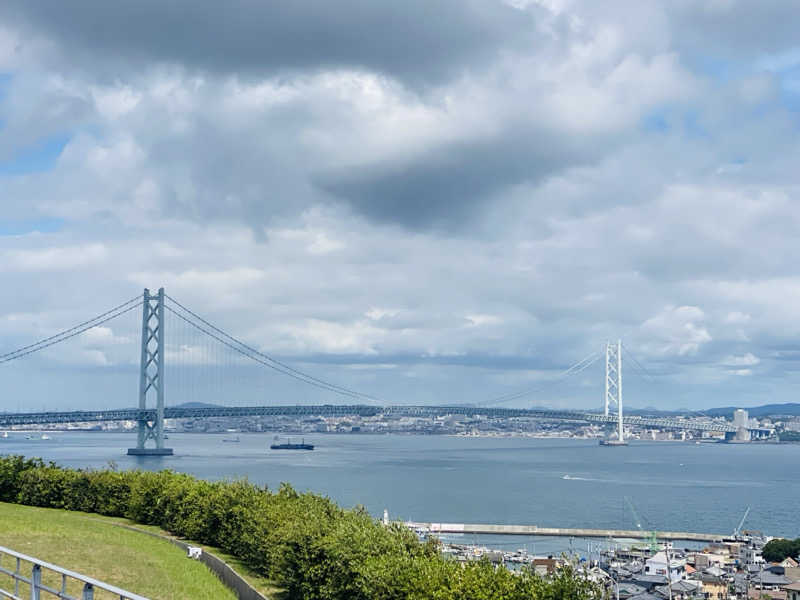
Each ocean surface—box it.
[2,433,798,554]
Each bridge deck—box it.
[0,404,740,433]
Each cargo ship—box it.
[599,439,628,446]
[270,438,314,451]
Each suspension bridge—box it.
[0,288,743,456]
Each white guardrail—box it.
[0,545,149,600]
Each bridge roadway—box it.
[0,404,738,433]
[404,521,726,542]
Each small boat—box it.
[270,438,314,451]
[40,434,51,440]
[222,436,241,443]
[0,431,8,438]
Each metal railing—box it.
[0,545,149,600]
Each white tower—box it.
[127,288,173,456]
[603,340,625,444]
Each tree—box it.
[762,538,800,563]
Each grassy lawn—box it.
[0,502,237,600]
[77,515,282,598]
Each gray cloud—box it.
[0,0,538,86]
[317,125,604,229]
[667,0,800,58]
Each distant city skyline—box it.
[2,2,800,410]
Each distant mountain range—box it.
[174,402,223,409]
[610,403,800,418]
[699,403,800,417]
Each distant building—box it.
[734,409,749,429]
[695,553,725,570]
[696,574,727,600]
[740,545,764,565]
[785,581,800,600]
[644,551,686,583]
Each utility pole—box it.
[665,542,673,600]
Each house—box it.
[751,571,792,591]
[740,546,764,565]
[696,554,726,570]
[781,559,799,569]
[696,574,728,600]
[617,582,647,599]
[654,580,702,599]
[633,574,670,591]
[531,557,560,576]
[629,593,663,600]
[784,581,800,600]
[645,551,687,583]
[703,566,726,578]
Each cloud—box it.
[0,243,107,271]
[721,353,760,367]
[639,306,712,357]
[2,1,800,410]
[0,0,537,87]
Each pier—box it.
[404,522,726,542]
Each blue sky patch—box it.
[0,217,64,236]
[641,109,670,133]
[0,73,11,99]
[0,133,71,176]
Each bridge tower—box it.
[127,288,173,456]
[603,340,625,444]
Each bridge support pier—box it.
[128,288,173,456]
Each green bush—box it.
[762,538,800,563]
[0,455,45,502]
[0,455,603,600]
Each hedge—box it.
[0,455,602,600]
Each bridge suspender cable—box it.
[0,297,143,365]
[478,350,603,407]
[164,296,383,404]
[620,342,655,382]
[163,305,381,404]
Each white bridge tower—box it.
[127,288,173,456]
[602,340,626,445]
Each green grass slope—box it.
[0,502,236,600]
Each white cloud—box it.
[721,353,760,367]
[639,306,712,356]
[0,244,108,271]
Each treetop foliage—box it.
[0,455,604,600]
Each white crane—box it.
[733,507,751,538]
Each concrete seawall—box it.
[406,522,725,542]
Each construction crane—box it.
[625,497,660,552]
[732,507,751,538]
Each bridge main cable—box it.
[164,295,384,404]
[478,350,602,407]
[0,296,143,364]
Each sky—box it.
[2,0,800,412]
